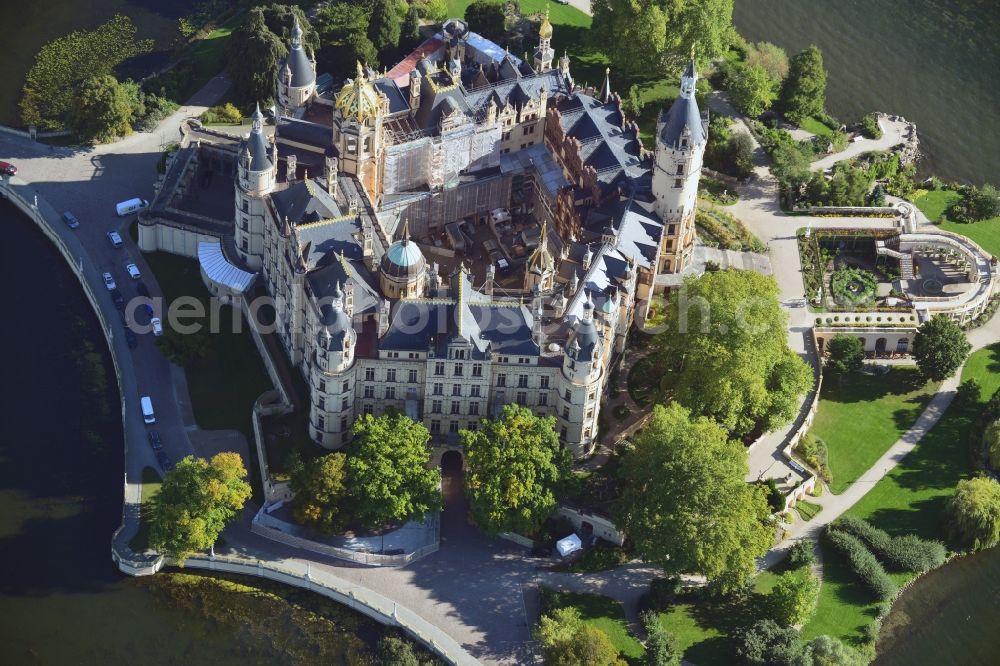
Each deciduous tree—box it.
[745,41,789,82]
[290,453,348,532]
[149,452,252,560]
[913,314,971,381]
[227,8,287,105]
[736,619,806,666]
[728,63,776,118]
[805,635,866,666]
[347,412,441,528]
[155,325,212,367]
[769,141,812,191]
[781,45,827,124]
[826,333,864,374]
[948,476,1000,551]
[769,567,820,626]
[614,403,773,592]
[535,607,626,666]
[465,0,507,44]
[651,270,813,438]
[461,405,569,535]
[71,75,134,144]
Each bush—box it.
[641,610,679,666]
[787,540,816,568]
[794,433,830,482]
[985,420,1000,469]
[824,528,898,600]
[375,634,419,666]
[769,567,820,626]
[736,619,806,665]
[832,516,946,573]
[860,113,882,139]
[201,102,243,124]
[948,184,1000,223]
[644,576,683,611]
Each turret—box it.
[534,6,555,72]
[234,103,275,270]
[277,15,318,111]
[600,67,612,104]
[409,69,421,115]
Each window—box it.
[588,391,596,401]
[434,362,445,376]
[467,423,478,432]
[452,384,462,396]
[449,421,459,433]
[667,224,676,235]
[364,386,375,398]
[318,379,326,392]
[472,363,483,377]
[365,367,376,381]
[317,396,326,410]
[342,396,349,410]
[433,383,443,395]
[586,408,594,420]
[341,417,348,431]
[470,385,481,397]
[364,404,373,415]
[386,368,396,382]
[518,375,528,388]
[502,131,511,141]
[584,427,591,439]
[469,402,479,415]
[241,237,248,251]
[430,420,441,434]
[674,178,682,188]
[540,376,549,389]
[564,389,571,401]
[562,407,570,419]
[497,374,507,387]
[454,363,463,377]
[538,393,548,406]
[451,401,461,414]
[241,218,249,231]
[676,164,684,175]
[432,399,442,413]
[342,380,349,392]
[317,416,325,430]
[560,426,567,439]
[408,370,418,383]
[242,200,249,213]
[385,386,396,399]
[516,391,527,405]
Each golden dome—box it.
[538,7,553,40]
[335,61,381,123]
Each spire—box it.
[600,67,612,104]
[539,4,553,41]
[291,15,303,47]
[252,102,263,132]
[401,217,411,243]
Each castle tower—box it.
[277,16,317,112]
[408,69,421,116]
[234,103,275,270]
[309,282,358,449]
[652,57,706,274]
[559,292,604,457]
[534,7,555,72]
[379,219,428,298]
[333,61,388,201]
[559,50,572,87]
[523,220,556,291]
[600,67,612,104]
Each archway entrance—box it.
[875,338,887,354]
[439,451,467,540]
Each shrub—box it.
[948,184,1000,223]
[985,420,1000,469]
[794,433,830,482]
[948,476,1000,551]
[860,113,882,139]
[832,516,945,572]
[644,576,683,611]
[201,102,242,124]
[375,634,419,666]
[641,610,679,666]
[787,540,816,568]
[736,619,806,665]
[824,528,897,600]
[769,567,820,626]
[763,478,786,512]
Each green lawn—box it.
[799,116,835,138]
[796,500,822,521]
[541,590,645,661]
[656,603,723,660]
[804,343,1000,645]
[809,367,939,494]
[128,466,163,552]
[914,188,1000,257]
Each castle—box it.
[140,12,708,458]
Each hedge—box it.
[833,515,946,573]
[824,528,898,601]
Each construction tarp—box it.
[556,533,582,557]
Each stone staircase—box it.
[876,237,914,279]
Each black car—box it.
[155,450,173,471]
[110,288,125,310]
[136,281,150,298]
[125,328,138,349]
[147,430,162,451]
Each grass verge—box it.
[541,589,645,661]
[914,188,1000,257]
[129,466,162,552]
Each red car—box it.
[0,161,16,176]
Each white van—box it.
[116,198,149,217]
[140,396,156,425]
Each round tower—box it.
[309,283,357,449]
[235,104,275,269]
[379,220,427,298]
[559,292,604,457]
[277,16,317,112]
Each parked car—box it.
[62,211,80,229]
[125,328,138,349]
[126,263,141,280]
[107,231,124,248]
[147,430,162,451]
[102,272,116,290]
[151,317,163,336]
[110,288,125,310]
[155,450,173,471]
[0,161,16,176]
[136,281,150,298]
[115,198,149,217]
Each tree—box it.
[401,4,422,50]
[155,325,212,367]
[787,540,816,568]
[735,619,806,666]
[781,45,827,124]
[260,3,320,54]
[985,420,1000,469]
[535,607,626,666]
[641,611,679,666]
[805,635,866,666]
[651,270,813,438]
[461,405,569,536]
[730,131,755,178]
[728,63,776,118]
[347,412,441,527]
[614,403,773,593]
[948,476,1000,551]
[826,334,864,374]
[770,141,812,191]
[149,452,252,560]
[414,0,448,22]
[70,75,134,143]
[745,41,789,82]
[375,633,419,666]
[949,184,1000,223]
[227,8,287,105]
[290,453,348,532]
[369,0,403,53]
[913,314,971,381]
[769,567,820,626]
[315,3,378,78]
[465,0,507,44]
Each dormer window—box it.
[676,164,684,175]
[681,138,688,148]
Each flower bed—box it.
[831,267,878,306]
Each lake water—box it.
[733,0,1000,185]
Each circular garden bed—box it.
[830,267,878,306]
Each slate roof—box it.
[277,118,333,147]
[659,94,706,149]
[463,68,568,119]
[373,77,410,114]
[271,178,341,226]
[285,45,314,88]
[308,254,381,317]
